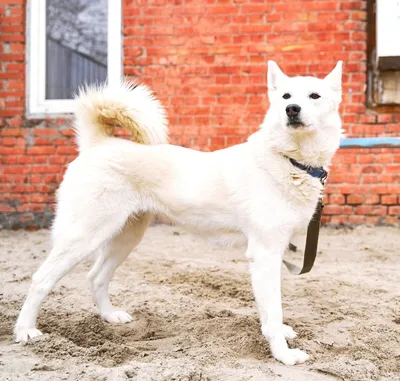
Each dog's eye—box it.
[282,93,291,99]
[310,93,320,99]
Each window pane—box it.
[46,0,108,100]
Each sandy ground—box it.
[0,225,399,381]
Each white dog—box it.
[14,61,343,366]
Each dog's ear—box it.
[324,61,342,92]
[267,61,287,91]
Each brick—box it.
[4,155,17,164]
[0,204,15,213]
[329,194,345,204]
[323,205,344,215]
[385,124,400,134]
[351,11,367,21]
[3,166,31,174]
[347,194,363,205]
[330,216,348,225]
[381,195,397,205]
[11,185,36,193]
[32,156,48,164]
[345,173,361,184]
[27,146,57,155]
[321,216,330,224]
[386,165,400,173]
[371,206,388,215]
[375,155,393,164]
[31,194,53,203]
[387,185,400,194]
[31,166,63,174]
[355,205,372,215]
[377,114,393,123]
[34,128,59,136]
[241,5,270,13]
[379,174,397,183]
[383,216,400,225]
[334,12,350,21]
[342,155,357,164]
[30,175,42,184]
[370,185,389,194]
[44,175,58,184]
[365,195,380,205]
[0,128,27,137]
[358,114,377,124]
[388,206,400,216]
[326,174,346,183]
[361,165,383,174]
[17,204,46,213]
[342,206,353,215]
[365,216,380,225]
[19,214,33,223]
[348,215,365,224]
[14,156,32,164]
[2,137,17,146]
[49,156,69,165]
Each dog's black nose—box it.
[286,104,301,117]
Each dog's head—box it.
[266,61,342,135]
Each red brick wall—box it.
[324,148,400,225]
[0,0,399,228]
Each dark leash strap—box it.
[283,199,324,275]
[283,157,327,275]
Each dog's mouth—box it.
[287,118,305,129]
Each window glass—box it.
[45,0,108,100]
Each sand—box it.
[0,225,399,381]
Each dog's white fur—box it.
[14,61,343,366]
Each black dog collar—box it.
[288,157,328,184]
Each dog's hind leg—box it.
[88,213,151,323]
[14,210,131,344]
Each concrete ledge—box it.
[340,137,400,148]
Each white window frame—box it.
[27,0,122,116]
[376,0,400,59]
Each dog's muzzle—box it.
[286,104,304,128]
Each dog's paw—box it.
[273,348,310,366]
[102,311,134,324]
[14,327,43,344]
[282,324,297,340]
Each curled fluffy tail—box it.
[74,81,168,151]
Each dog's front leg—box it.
[247,236,309,366]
